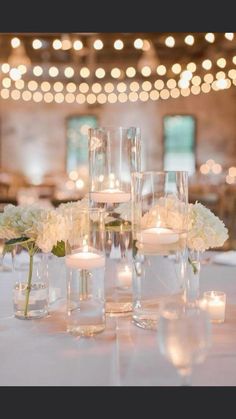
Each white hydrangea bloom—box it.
[187,202,228,251]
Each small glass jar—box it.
[13,249,49,319]
[203,291,226,323]
[65,207,106,336]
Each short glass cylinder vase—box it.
[88,126,141,314]
[65,207,106,336]
[132,171,188,330]
[13,249,49,320]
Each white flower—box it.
[187,202,228,251]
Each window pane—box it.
[163,115,195,175]
[66,115,98,173]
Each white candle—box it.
[66,252,105,270]
[117,264,132,288]
[90,189,131,204]
[139,227,179,245]
[203,291,226,323]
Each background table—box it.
[0,256,236,386]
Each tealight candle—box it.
[138,227,179,245]
[90,189,131,204]
[203,291,226,323]
[117,264,132,288]
[66,251,105,270]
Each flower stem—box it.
[188,257,198,274]
[24,252,34,317]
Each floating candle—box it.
[139,227,179,245]
[117,264,132,288]
[90,189,131,204]
[66,252,105,270]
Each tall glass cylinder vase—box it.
[65,207,106,336]
[132,171,188,330]
[88,126,141,314]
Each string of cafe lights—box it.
[1,34,236,105]
[8,33,235,52]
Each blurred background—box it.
[0,32,236,248]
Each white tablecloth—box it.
[0,257,236,386]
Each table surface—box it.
[0,254,236,386]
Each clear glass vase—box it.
[184,249,201,304]
[132,171,189,330]
[88,126,141,314]
[13,248,49,319]
[65,207,106,336]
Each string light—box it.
[104,82,114,93]
[73,40,83,50]
[129,92,138,102]
[44,92,53,103]
[80,67,90,78]
[41,81,51,92]
[15,79,24,89]
[95,68,105,78]
[165,36,175,47]
[87,93,96,104]
[33,66,43,76]
[150,90,159,100]
[157,65,166,75]
[64,67,74,78]
[185,35,194,45]
[117,82,127,92]
[33,92,43,102]
[201,83,211,93]
[92,83,102,93]
[28,80,38,91]
[9,68,21,81]
[53,39,62,50]
[202,59,212,70]
[11,90,21,100]
[134,38,143,49]
[142,81,152,91]
[167,79,177,89]
[154,80,164,90]
[118,93,128,103]
[11,37,20,48]
[178,79,189,88]
[79,82,89,93]
[192,75,201,86]
[22,91,32,101]
[126,67,136,78]
[1,63,10,73]
[181,88,190,97]
[160,89,170,99]
[66,82,76,93]
[187,62,196,72]
[32,39,42,49]
[93,39,103,50]
[2,78,11,88]
[225,33,234,41]
[170,88,180,98]
[141,66,151,77]
[107,93,117,103]
[111,68,121,78]
[76,93,86,104]
[53,82,63,92]
[49,66,59,77]
[130,81,139,92]
[97,93,107,104]
[54,93,64,103]
[216,71,225,80]
[228,69,236,79]
[65,93,75,103]
[18,65,27,75]
[217,58,226,68]
[1,89,10,99]
[172,63,181,74]
[204,73,214,83]
[205,33,215,43]
[114,39,124,50]
[191,85,201,95]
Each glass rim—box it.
[88,126,141,133]
[132,170,189,176]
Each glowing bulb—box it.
[170,88,180,98]
[73,40,83,50]
[111,68,121,78]
[217,58,226,68]
[216,71,225,80]
[178,79,189,88]
[134,38,143,49]
[129,92,138,102]
[226,175,235,184]
[66,82,76,93]
[87,93,96,104]
[22,91,32,101]
[93,39,103,50]
[53,82,63,92]
[117,82,127,93]
[167,79,176,89]
[141,66,151,77]
[200,164,210,174]
[44,92,53,103]
[204,73,214,83]
[33,92,43,102]
[11,90,20,100]
[64,67,74,78]
[228,69,236,79]
[97,93,107,104]
[41,81,51,92]
[1,63,10,73]
[181,88,190,97]
[142,81,152,91]
[92,83,102,93]
[130,81,139,92]
[155,80,164,90]
[79,82,89,93]
[201,83,211,93]
[165,36,175,47]
[118,93,128,103]
[157,65,166,75]
[107,93,117,103]
[80,67,90,78]
[192,75,201,86]
[205,33,215,43]
[202,59,212,70]
[114,39,124,50]
[172,63,181,74]
[160,89,170,99]
[187,62,196,72]
[104,83,114,93]
[53,39,62,50]
[181,70,193,80]
[95,68,105,78]
[0,89,10,99]
[9,68,21,81]
[212,164,222,174]
[126,67,136,77]
[2,77,11,88]
[55,93,64,103]
[32,39,42,49]
[11,37,20,48]
[18,65,27,75]
[76,179,84,189]
[150,90,159,100]
[229,167,236,177]
[139,91,149,101]
[15,79,24,89]
[191,85,201,95]
[49,66,59,77]
[76,93,85,104]
[185,35,194,45]
[28,80,38,91]
[33,66,43,76]
[65,93,75,103]
[225,33,234,41]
